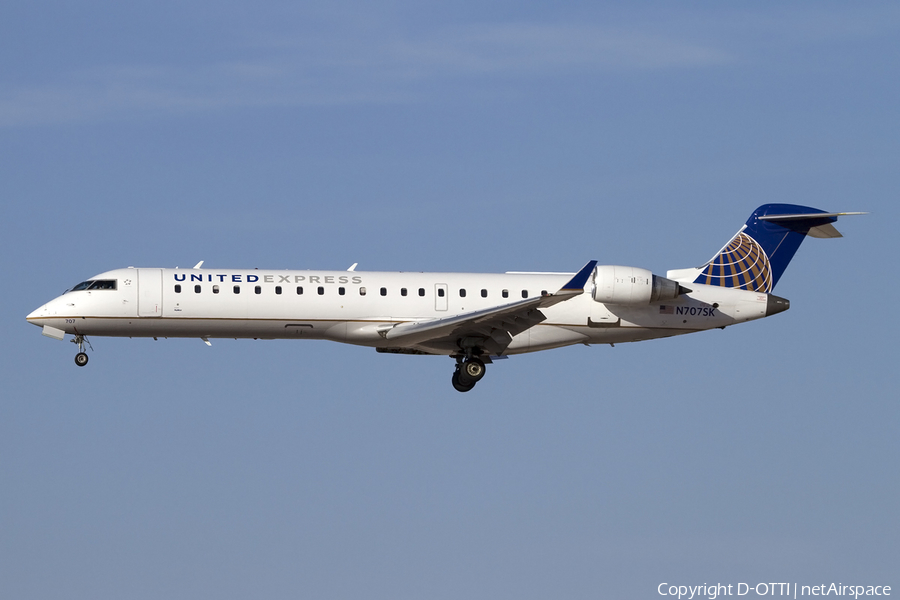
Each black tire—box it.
[452,370,475,392]
[463,358,485,382]
[74,352,89,367]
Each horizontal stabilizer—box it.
[757,212,866,239]
[807,223,842,238]
[757,211,867,221]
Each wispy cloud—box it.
[385,23,730,75]
[6,1,900,128]
[0,21,737,127]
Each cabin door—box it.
[138,269,163,317]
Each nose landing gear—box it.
[451,356,486,392]
[71,334,92,367]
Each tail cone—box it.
[766,294,790,316]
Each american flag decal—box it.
[659,305,674,314]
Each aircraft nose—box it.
[26,295,60,324]
[26,305,47,325]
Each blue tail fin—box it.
[693,204,848,292]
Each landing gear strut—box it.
[72,334,92,367]
[451,355,486,392]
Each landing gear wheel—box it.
[462,357,486,382]
[71,334,92,366]
[452,370,475,393]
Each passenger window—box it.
[339,287,345,296]
[297,286,303,295]
[438,288,445,297]
[380,287,387,296]
[275,286,282,295]
[255,286,261,294]
[459,289,466,297]
[174,285,182,293]
[418,288,425,297]
[502,289,509,298]
[522,290,528,298]
[481,289,487,298]
[318,286,324,295]
[401,288,407,296]
[360,287,367,296]
[194,285,201,293]
[234,286,240,294]
[213,285,219,294]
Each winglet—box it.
[558,260,597,293]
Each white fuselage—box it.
[27,266,775,356]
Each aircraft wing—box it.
[378,260,596,355]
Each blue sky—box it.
[2,2,898,598]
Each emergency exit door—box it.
[435,283,448,311]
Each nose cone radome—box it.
[766,294,790,316]
[26,294,63,324]
[26,305,47,325]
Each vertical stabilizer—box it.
[691,204,857,292]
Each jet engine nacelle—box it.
[592,265,684,305]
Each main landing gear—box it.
[72,334,92,367]
[451,356,486,392]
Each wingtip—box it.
[559,260,597,292]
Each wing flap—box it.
[380,260,597,353]
[381,295,546,345]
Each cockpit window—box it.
[69,279,117,292]
[70,281,93,291]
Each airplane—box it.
[26,204,863,392]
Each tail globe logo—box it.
[696,232,773,293]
